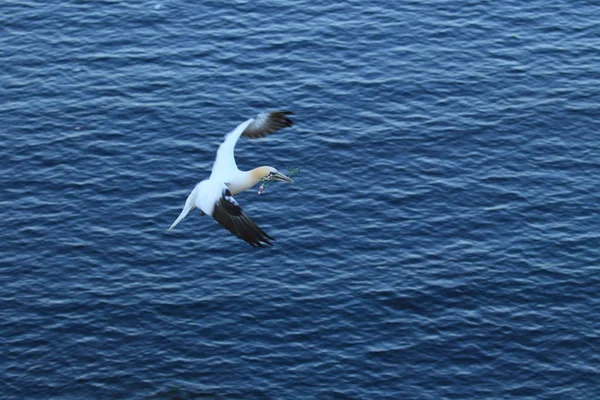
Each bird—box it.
[168,110,295,247]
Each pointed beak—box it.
[168,204,193,232]
[272,171,294,183]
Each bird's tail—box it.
[168,187,198,231]
[168,204,193,231]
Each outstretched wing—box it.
[210,118,253,181]
[211,189,275,247]
[210,111,294,181]
[242,111,294,139]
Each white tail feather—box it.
[167,186,198,231]
[168,204,193,231]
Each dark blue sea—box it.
[2,1,600,399]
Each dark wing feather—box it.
[212,189,275,247]
[241,111,294,139]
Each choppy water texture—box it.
[2,1,600,399]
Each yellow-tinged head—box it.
[250,166,294,185]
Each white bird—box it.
[168,111,295,247]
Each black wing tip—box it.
[242,110,295,139]
[243,232,275,247]
[212,194,276,248]
[243,219,275,247]
[272,110,294,126]
[239,223,274,247]
[264,110,294,117]
[248,237,274,248]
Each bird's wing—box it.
[210,111,294,181]
[211,188,275,247]
[210,118,253,181]
[241,110,294,139]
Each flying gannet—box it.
[168,110,295,247]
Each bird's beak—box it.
[272,172,294,183]
[168,204,193,232]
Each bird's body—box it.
[168,111,294,247]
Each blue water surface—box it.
[2,1,600,399]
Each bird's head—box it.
[254,166,294,184]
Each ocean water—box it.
[2,0,600,398]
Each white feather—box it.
[209,118,253,182]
